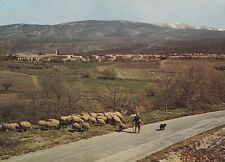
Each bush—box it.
[81,70,93,78]
[98,67,117,80]
[146,87,158,97]
[1,80,14,91]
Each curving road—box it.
[2,111,225,162]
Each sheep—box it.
[80,115,89,122]
[72,123,81,131]
[97,118,106,125]
[38,120,47,126]
[118,124,128,132]
[60,116,73,126]
[47,119,60,129]
[89,113,97,118]
[88,117,97,124]
[112,115,122,125]
[48,119,60,125]
[104,113,113,123]
[38,120,58,129]
[96,116,107,122]
[97,113,104,116]
[81,112,91,121]
[82,123,90,130]
[19,121,32,131]
[45,121,58,129]
[2,123,19,131]
[114,111,123,120]
[71,115,84,124]
[60,116,71,121]
[37,120,47,129]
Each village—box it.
[2,50,225,63]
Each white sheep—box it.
[71,115,84,124]
[82,122,90,130]
[89,113,97,118]
[2,123,19,131]
[96,116,107,122]
[97,118,106,125]
[114,111,123,120]
[47,119,60,129]
[81,112,91,121]
[118,123,128,131]
[97,113,104,116]
[72,123,81,131]
[112,115,122,125]
[60,116,73,126]
[88,117,97,123]
[37,120,47,127]
[19,121,32,131]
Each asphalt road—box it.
[2,110,225,162]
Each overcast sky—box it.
[0,0,224,28]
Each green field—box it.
[0,60,224,105]
[0,61,159,98]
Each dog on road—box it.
[159,124,167,130]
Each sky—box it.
[0,0,225,28]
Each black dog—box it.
[159,124,167,130]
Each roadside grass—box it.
[0,125,117,160]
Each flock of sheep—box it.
[0,111,127,132]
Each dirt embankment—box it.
[140,125,225,162]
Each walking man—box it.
[133,113,142,133]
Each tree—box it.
[174,63,212,109]
[99,82,129,112]
[162,62,225,110]
[38,76,81,117]
[1,80,13,91]
[64,84,81,115]
[160,72,176,112]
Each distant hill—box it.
[0,20,225,54]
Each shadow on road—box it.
[116,130,136,134]
[156,128,166,131]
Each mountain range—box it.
[0,20,225,54]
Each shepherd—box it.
[133,113,142,133]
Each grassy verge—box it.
[0,124,117,160]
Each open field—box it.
[1,59,225,93]
[0,59,224,120]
